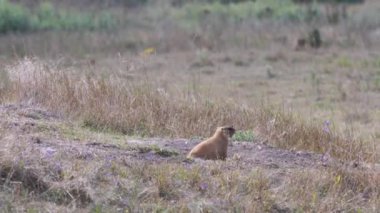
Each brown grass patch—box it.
[0,163,49,193]
[1,58,377,162]
[285,167,380,212]
[0,162,92,207]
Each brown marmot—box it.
[187,126,236,160]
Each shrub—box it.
[172,0,321,30]
[0,0,117,33]
[0,0,30,33]
[31,2,117,31]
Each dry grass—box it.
[0,134,282,212]
[5,58,256,138]
[284,167,380,212]
[0,57,377,163]
[1,142,378,212]
[0,79,378,212]
[256,107,377,162]
[1,1,380,212]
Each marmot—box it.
[187,126,236,160]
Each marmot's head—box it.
[216,126,236,138]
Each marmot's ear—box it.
[222,126,236,136]
[222,126,234,130]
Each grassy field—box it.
[0,0,379,212]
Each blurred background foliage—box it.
[1,0,379,58]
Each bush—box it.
[0,0,117,33]
[172,0,320,29]
[0,0,30,33]
[31,2,117,31]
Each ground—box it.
[1,104,378,212]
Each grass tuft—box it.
[233,130,255,142]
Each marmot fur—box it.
[187,126,235,160]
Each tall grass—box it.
[1,58,376,162]
[5,58,256,137]
[285,167,380,212]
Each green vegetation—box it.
[233,130,255,142]
[172,0,318,30]
[135,145,179,157]
[31,2,117,31]
[0,0,116,33]
[0,0,29,33]
[0,0,321,34]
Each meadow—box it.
[0,0,379,212]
